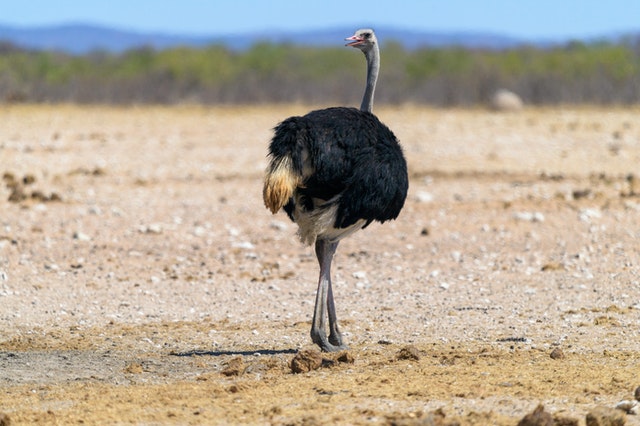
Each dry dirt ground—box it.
[1,104,640,425]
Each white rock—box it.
[352,271,367,279]
[415,191,434,203]
[73,231,91,241]
[579,208,602,222]
[233,241,255,250]
[513,211,545,222]
[270,221,288,231]
[138,224,163,234]
[193,226,207,237]
[615,400,638,414]
[490,89,523,111]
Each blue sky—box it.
[2,0,640,40]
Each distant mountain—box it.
[0,23,215,54]
[0,22,632,54]
[246,28,529,50]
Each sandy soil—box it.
[1,104,640,425]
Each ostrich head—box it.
[345,28,377,53]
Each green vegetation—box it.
[0,38,639,105]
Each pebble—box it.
[73,231,91,241]
[352,271,366,279]
[269,221,288,231]
[232,241,255,250]
[415,191,434,203]
[623,200,640,211]
[192,226,207,237]
[579,208,602,222]
[290,349,323,374]
[335,352,355,364]
[0,412,11,426]
[226,226,240,237]
[615,400,638,415]
[396,345,421,361]
[513,211,545,222]
[517,404,553,426]
[138,224,162,234]
[586,406,626,426]
[221,357,245,377]
[87,205,102,215]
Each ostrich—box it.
[263,29,408,352]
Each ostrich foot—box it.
[311,328,349,352]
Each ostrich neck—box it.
[360,45,379,113]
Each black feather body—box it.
[267,106,408,244]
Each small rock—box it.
[0,412,10,426]
[138,224,162,234]
[269,221,288,231]
[335,351,355,364]
[553,416,579,426]
[221,356,245,376]
[48,192,62,202]
[22,174,36,185]
[397,345,421,361]
[290,349,323,374]
[490,89,524,111]
[572,188,592,200]
[514,211,545,222]
[2,172,16,184]
[517,404,553,426]
[615,400,638,415]
[415,191,434,203]
[634,385,640,401]
[550,347,565,360]
[30,190,48,201]
[192,226,207,237]
[8,186,27,203]
[586,406,626,426]
[232,241,255,250]
[624,201,640,211]
[541,262,564,272]
[73,231,91,241]
[579,208,602,222]
[352,271,366,279]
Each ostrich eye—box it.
[362,32,371,38]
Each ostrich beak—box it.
[345,35,364,47]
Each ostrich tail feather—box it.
[263,156,300,214]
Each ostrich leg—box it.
[310,239,348,352]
